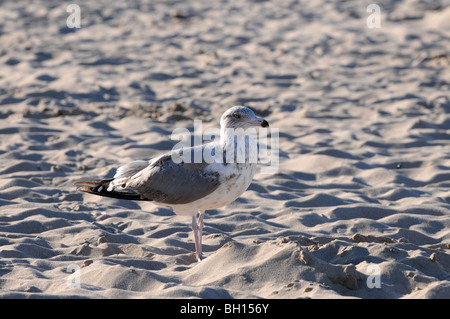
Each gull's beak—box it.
[260,119,269,128]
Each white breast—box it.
[169,162,257,215]
[167,134,258,216]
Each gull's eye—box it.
[232,113,240,119]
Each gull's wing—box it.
[76,144,224,205]
[114,145,222,205]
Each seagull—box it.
[75,106,269,261]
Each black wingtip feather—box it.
[74,179,149,201]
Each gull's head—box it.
[220,106,269,130]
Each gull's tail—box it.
[74,179,146,201]
[75,160,150,201]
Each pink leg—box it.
[197,211,204,255]
[192,211,204,261]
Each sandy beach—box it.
[0,0,449,298]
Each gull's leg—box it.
[197,211,204,258]
[192,212,202,262]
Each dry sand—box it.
[0,0,449,298]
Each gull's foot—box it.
[196,253,204,262]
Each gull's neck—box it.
[220,126,248,147]
[219,126,258,164]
